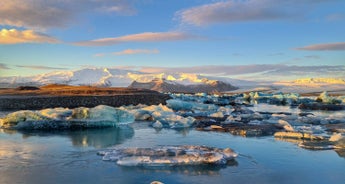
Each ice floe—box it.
[98,145,238,166]
[125,104,195,128]
[0,105,134,129]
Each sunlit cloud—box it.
[295,42,345,51]
[93,53,106,57]
[176,0,335,26]
[0,0,136,30]
[15,65,68,70]
[113,49,159,55]
[0,63,10,70]
[136,64,345,79]
[74,32,196,46]
[0,29,59,44]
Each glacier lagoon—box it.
[1,120,345,184]
[1,91,345,184]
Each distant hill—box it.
[129,78,238,93]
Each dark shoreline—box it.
[0,85,170,110]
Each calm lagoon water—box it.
[1,120,345,184]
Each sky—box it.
[0,0,344,81]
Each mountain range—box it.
[1,67,344,93]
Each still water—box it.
[1,120,345,184]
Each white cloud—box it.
[74,32,196,46]
[136,64,345,80]
[176,0,335,26]
[0,29,59,44]
[296,42,345,51]
[15,65,68,70]
[112,49,159,55]
[0,0,135,30]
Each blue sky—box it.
[0,0,344,80]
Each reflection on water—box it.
[1,120,345,183]
[2,126,134,148]
[335,149,345,159]
[121,160,238,176]
[67,126,134,148]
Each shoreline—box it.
[0,85,171,110]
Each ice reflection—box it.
[120,160,238,176]
[67,126,134,148]
[275,137,345,159]
[1,126,134,148]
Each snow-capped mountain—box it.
[0,68,242,91]
[129,78,238,93]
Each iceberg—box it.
[98,145,238,166]
[128,104,195,128]
[0,105,134,129]
[316,91,341,104]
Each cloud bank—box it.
[0,0,135,30]
[0,29,59,44]
[136,64,345,80]
[113,49,159,55]
[74,32,195,46]
[176,0,335,26]
[15,65,68,70]
[296,42,345,51]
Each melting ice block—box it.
[0,105,134,129]
[98,145,238,166]
[129,104,195,128]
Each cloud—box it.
[304,55,320,59]
[113,49,159,55]
[135,64,345,80]
[176,0,334,26]
[0,63,10,70]
[0,0,135,30]
[93,53,106,57]
[138,64,282,76]
[0,29,59,44]
[15,65,68,70]
[295,42,345,51]
[74,32,196,46]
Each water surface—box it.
[1,121,345,184]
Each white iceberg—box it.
[0,105,134,129]
[98,145,238,166]
[128,104,195,128]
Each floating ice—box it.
[317,91,341,104]
[0,105,134,129]
[98,145,238,166]
[166,99,217,112]
[128,104,195,128]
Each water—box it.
[1,121,345,184]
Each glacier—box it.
[98,145,238,166]
[0,105,134,129]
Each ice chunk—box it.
[152,120,163,129]
[316,91,341,104]
[166,99,193,111]
[329,133,343,142]
[277,119,294,132]
[209,112,224,118]
[0,105,134,129]
[128,104,195,128]
[98,145,238,166]
[166,99,217,112]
